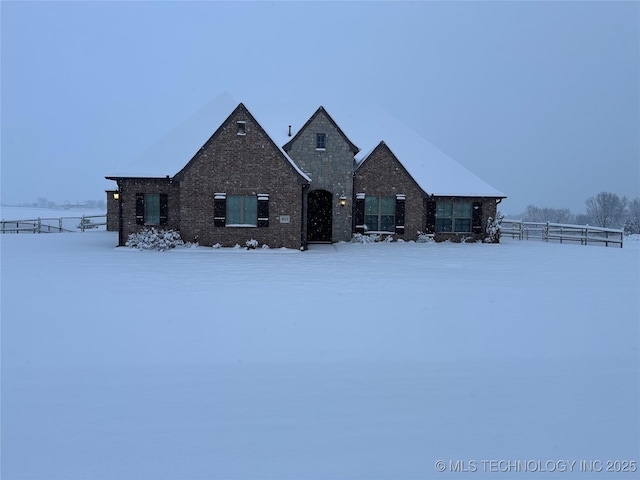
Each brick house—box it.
[106,100,505,248]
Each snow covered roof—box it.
[107,92,504,198]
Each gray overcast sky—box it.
[1,1,638,215]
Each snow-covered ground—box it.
[1,230,638,479]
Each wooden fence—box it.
[500,220,624,248]
[1,214,107,234]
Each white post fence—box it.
[1,214,107,234]
[500,220,624,248]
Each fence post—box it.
[545,222,549,242]
[585,225,589,246]
[37,218,41,234]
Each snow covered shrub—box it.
[261,244,270,249]
[351,233,373,243]
[212,243,222,249]
[484,214,504,243]
[416,231,434,243]
[351,233,395,243]
[245,239,259,250]
[125,228,185,251]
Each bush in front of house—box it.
[126,227,185,251]
[484,214,504,243]
[416,231,435,243]
[351,233,395,243]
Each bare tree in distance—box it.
[585,192,627,228]
[522,205,574,224]
[624,197,640,234]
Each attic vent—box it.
[237,121,246,136]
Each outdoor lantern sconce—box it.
[339,195,347,207]
[113,192,120,200]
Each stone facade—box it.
[284,107,358,242]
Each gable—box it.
[173,103,310,184]
[282,106,359,155]
[355,141,428,195]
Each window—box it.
[237,121,246,135]
[364,196,395,232]
[214,194,268,227]
[144,194,160,225]
[435,202,472,232]
[316,133,326,150]
[226,195,257,226]
[136,193,168,226]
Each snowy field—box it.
[1,229,638,479]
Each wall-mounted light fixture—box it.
[339,195,347,207]
[113,192,120,200]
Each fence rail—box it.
[500,220,624,248]
[1,214,107,234]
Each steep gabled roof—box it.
[173,103,310,183]
[355,141,428,196]
[106,92,504,198]
[347,104,505,198]
[282,106,360,155]
[106,95,310,184]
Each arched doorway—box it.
[307,190,333,243]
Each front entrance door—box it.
[307,190,333,242]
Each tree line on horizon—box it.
[6,197,107,210]
[512,192,640,234]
